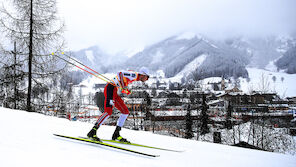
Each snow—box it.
[240,68,296,97]
[175,32,197,40]
[177,54,207,77]
[169,54,207,82]
[201,38,219,49]
[169,67,296,98]
[85,50,94,63]
[123,47,145,58]
[152,50,165,64]
[265,60,278,72]
[203,77,223,84]
[1,107,295,167]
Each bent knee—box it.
[105,107,113,115]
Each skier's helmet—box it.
[139,67,149,76]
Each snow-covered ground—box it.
[240,68,296,97]
[169,67,296,98]
[0,107,295,167]
[174,54,208,80]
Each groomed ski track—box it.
[0,107,295,167]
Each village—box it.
[50,72,296,153]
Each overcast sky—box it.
[58,0,296,54]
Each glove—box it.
[121,88,132,95]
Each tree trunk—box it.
[27,0,33,112]
[13,42,17,109]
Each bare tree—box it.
[258,73,270,93]
[0,0,65,111]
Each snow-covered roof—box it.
[207,99,224,105]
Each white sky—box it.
[57,0,296,54]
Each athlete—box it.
[87,67,150,142]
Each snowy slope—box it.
[0,107,295,167]
[240,68,296,97]
[168,67,296,97]
[175,54,208,79]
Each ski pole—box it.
[60,52,113,84]
[52,53,117,87]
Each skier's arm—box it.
[117,72,131,95]
[117,72,125,89]
[117,71,138,95]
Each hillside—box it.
[0,107,295,167]
[121,33,250,79]
[70,33,295,81]
[240,68,296,97]
[276,46,296,74]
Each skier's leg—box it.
[117,114,128,127]
[114,95,129,127]
[87,84,115,141]
[94,112,110,127]
[112,95,130,142]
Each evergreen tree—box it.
[225,101,233,129]
[200,94,209,135]
[0,62,26,109]
[0,42,26,109]
[185,105,193,139]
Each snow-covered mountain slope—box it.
[240,68,296,97]
[175,54,208,78]
[1,107,295,167]
[70,45,128,73]
[275,46,296,74]
[67,33,296,80]
[120,33,249,79]
[70,46,108,73]
[168,67,296,97]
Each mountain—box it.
[119,33,250,79]
[119,33,296,80]
[275,46,296,74]
[1,107,295,167]
[69,33,296,80]
[71,46,128,73]
[70,46,107,73]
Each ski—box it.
[101,139,183,152]
[53,134,159,157]
[79,136,182,152]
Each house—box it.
[287,96,296,103]
[225,87,243,93]
[207,99,226,116]
[218,92,277,105]
[125,98,147,111]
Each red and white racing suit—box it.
[95,71,140,128]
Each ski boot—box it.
[87,126,102,142]
[112,126,130,143]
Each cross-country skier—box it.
[87,67,150,142]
